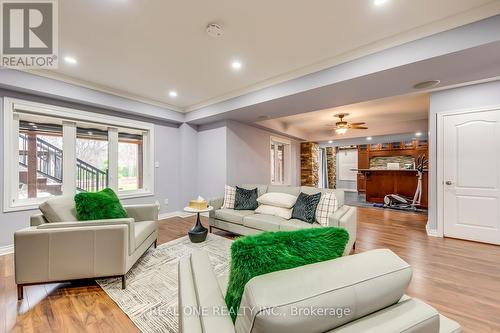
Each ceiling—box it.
[257,93,430,141]
[32,0,500,111]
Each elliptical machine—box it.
[383,154,427,211]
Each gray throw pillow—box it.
[292,192,321,223]
[234,186,258,210]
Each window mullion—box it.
[108,127,119,191]
[62,121,76,195]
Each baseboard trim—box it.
[0,245,14,256]
[426,224,441,237]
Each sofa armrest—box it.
[178,251,235,333]
[30,214,47,226]
[209,197,224,218]
[37,218,136,254]
[14,224,128,284]
[124,204,159,222]
[329,205,357,255]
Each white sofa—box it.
[14,196,158,299]
[209,184,357,255]
[178,249,462,333]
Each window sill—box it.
[3,191,155,213]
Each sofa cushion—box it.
[239,184,268,197]
[221,185,236,209]
[316,192,339,226]
[266,185,301,196]
[215,209,254,225]
[74,188,128,221]
[279,219,321,231]
[39,196,78,222]
[291,192,321,223]
[134,220,156,248]
[301,186,345,207]
[255,204,292,219]
[243,214,284,231]
[226,227,349,322]
[234,186,259,210]
[257,192,297,209]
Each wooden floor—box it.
[1,207,499,333]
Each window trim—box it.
[3,97,155,212]
[270,136,292,186]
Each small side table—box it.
[184,206,213,243]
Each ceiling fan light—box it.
[336,128,348,135]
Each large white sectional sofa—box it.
[178,249,462,333]
[209,184,357,255]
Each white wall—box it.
[196,122,227,199]
[428,80,500,232]
[226,121,301,186]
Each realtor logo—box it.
[1,0,58,68]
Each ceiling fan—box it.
[327,113,368,135]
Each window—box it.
[118,132,144,192]
[3,98,154,211]
[270,137,291,185]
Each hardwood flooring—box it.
[1,207,499,332]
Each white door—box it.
[443,109,500,244]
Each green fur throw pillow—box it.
[75,188,128,221]
[225,227,349,322]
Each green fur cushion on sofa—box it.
[225,227,349,322]
[74,188,128,221]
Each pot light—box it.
[374,0,389,6]
[328,140,333,144]
[169,90,178,98]
[64,56,77,64]
[366,137,373,141]
[416,132,423,137]
[335,128,348,135]
[231,60,242,71]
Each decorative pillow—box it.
[225,227,349,322]
[74,188,128,221]
[316,192,339,226]
[255,204,293,219]
[257,192,297,209]
[291,192,321,223]
[222,185,236,209]
[234,186,259,210]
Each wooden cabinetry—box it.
[356,139,428,198]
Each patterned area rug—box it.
[97,234,232,333]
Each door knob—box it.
[445,181,452,185]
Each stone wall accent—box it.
[301,142,319,187]
[369,156,415,169]
[326,147,336,189]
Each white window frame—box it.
[270,136,292,185]
[3,97,155,212]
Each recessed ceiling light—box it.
[169,90,178,98]
[231,60,242,71]
[413,80,441,89]
[64,56,77,64]
[374,0,389,6]
[328,140,333,144]
[366,137,373,141]
[416,132,423,137]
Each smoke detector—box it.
[206,23,223,38]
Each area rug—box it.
[96,234,232,333]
